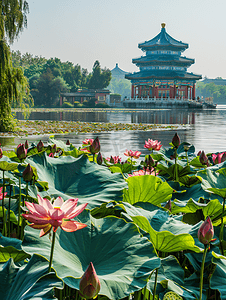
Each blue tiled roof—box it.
[139,26,188,51]
[132,56,194,66]
[125,70,202,81]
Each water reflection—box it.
[3,106,226,155]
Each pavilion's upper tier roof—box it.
[138,24,188,52]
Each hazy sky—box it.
[11,0,226,79]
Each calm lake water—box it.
[2,105,226,158]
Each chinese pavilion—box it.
[125,23,202,100]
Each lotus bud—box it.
[145,155,155,168]
[0,148,3,159]
[51,144,57,154]
[97,152,103,165]
[172,133,180,149]
[199,151,208,165]
[66,140,70,145]
[49,153,54,158]
[198,216,214,245]
[23,164,34,182]
[90,137,100,154]
[16,143,27,160]
[164,199,171,211]
[79,262,100,299]
[197,150,202,156]
[37,140,44,152]
[25,140,29,149]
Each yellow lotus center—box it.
[54,207,61,210]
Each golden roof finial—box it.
[161,23,166,28]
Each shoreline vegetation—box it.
[3,108,187,137]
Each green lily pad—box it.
[123,175,173,206]
[0,254,63,299]
[25,153,127,209]
[131,215,202,253]
[22,210,160,300]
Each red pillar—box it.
[192,84,195,100]
[152,85,155,97]
[131,84,134,98]
[60,96,63,106]
[185,86,188,99]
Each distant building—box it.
[125,23,202,100]
[60,89,110,105]
[111,63,128,80]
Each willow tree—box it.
[0,0,31,132]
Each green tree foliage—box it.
[196,82,226,104]
[33,69,69,107]
[88,60,111,89]
[0,1,31,132]
[108,77,131,99]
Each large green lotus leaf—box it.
[171,198,207,214]
[0,254,63,299]
[131,215,202,253]
[121,202,200,237]
[202,199,224,225]
[185,245,220,271]
[210,255,226,299]
[48,136,75,151]
[25,153,127,209]
[198,168,226,199]
[184,273,208,300]
[0,156,18,171]
[171,183,218,203]
[123,175,173,206]
[147,256,196,299]
[0,246,30,263]
[22,210,160,300]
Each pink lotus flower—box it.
[81,139,94,152]
[212,152,226,165]
[0,187,7,200]
[22,195,88,237]
[79,262,100,299]
[124,150,141,159]
[82,139,94,146]
[106,156,122,164]
[144,139,162,151]
[198,216,214,245]
[128,168,155,177]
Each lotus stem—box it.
[2,170,6,236]
[7,185,12,237]
[152,268,158,300]
[93,154,95,163]
[199,244,208,300]
[48,230,56,273]
[174,148,179,182]
[17,177,22,238]
[220,197,226,255]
